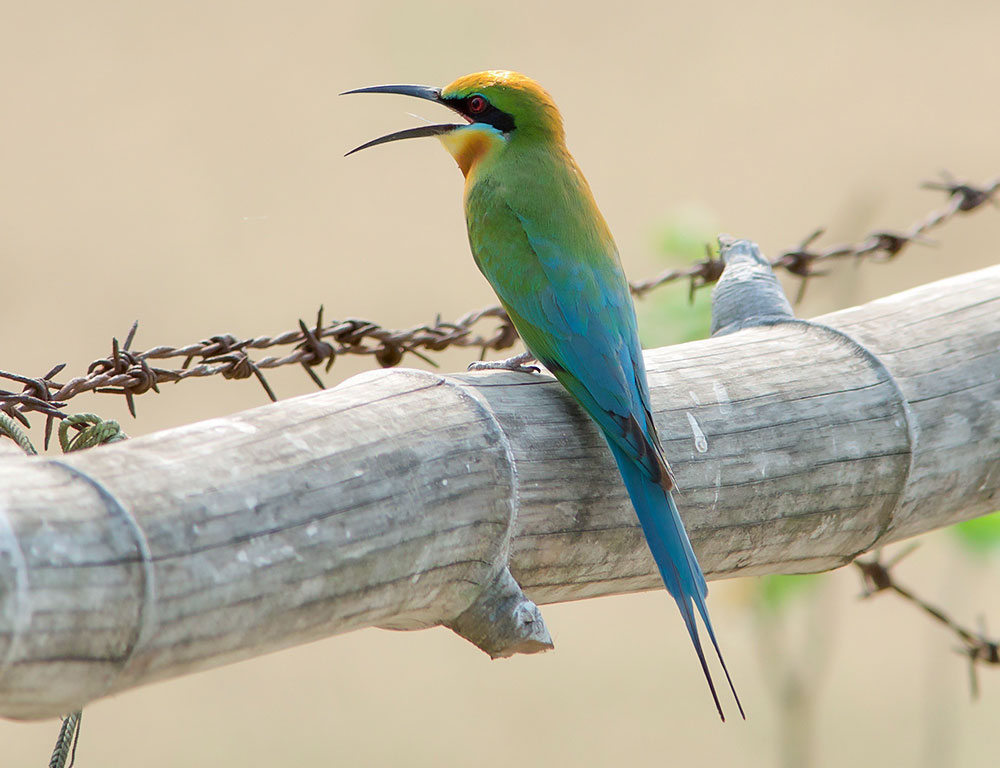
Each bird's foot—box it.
[467,351,540,374]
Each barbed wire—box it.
[855,547,999,699]
[631,171,999,302]
[1,173,997,445]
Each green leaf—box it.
[951,511,1000,555]
[757,573,822,613]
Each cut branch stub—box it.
[447,567,553,659]
[711,236,796,336]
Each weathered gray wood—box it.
[0,261,998,720]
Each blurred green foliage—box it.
[757,573,822,614]
[950,510,1000,556]
[638,205,717,348]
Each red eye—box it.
[467,95,488,114]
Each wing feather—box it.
[466,182,670,486]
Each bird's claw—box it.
[467,352,540,374]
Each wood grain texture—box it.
[0,263,998,720]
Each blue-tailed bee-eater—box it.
[345,70,743,721]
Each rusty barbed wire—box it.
[1,174,997,436]
[631,171,1000,301]
[0,303,518,441]
[855,547,999,699]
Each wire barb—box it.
[854,551,999,699]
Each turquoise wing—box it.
[466,188,669,488]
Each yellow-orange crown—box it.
[442,71,564,139]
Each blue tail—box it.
[609,443,744,721]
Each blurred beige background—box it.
[2,1,999,765]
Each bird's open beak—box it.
[341,84,464,156]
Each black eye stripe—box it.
[444,96,516,133]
